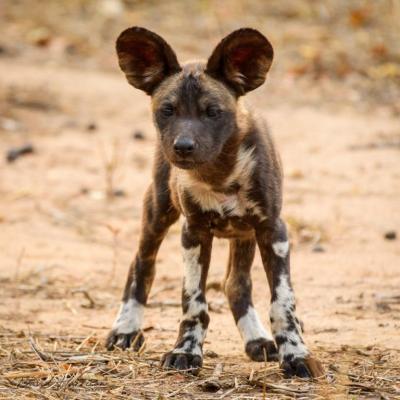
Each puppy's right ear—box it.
[116,27,181,95]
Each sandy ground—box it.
[1,2,400,397]
[0,54,400,348]
[0,53,399,397]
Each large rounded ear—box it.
[206,28,274,96]
[116,27,181,95]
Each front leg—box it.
[161,222,212,374]
[256,219,324,378]
[106,184,179,351]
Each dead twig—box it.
[98,138,122,200]
[29,337,52,362]
[71,288,96,309]
[105,224,120,284]
[146,301,181,308]
[200,362,223,392]
[249,379,310,396]
[149,284,177,299]
[14,247,26,282]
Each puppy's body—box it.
[169,98,281,237]
[106,27,323,379]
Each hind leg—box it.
[224,238,278,362]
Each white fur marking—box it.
[176,146,259,219]
[270,274,294,334]
[174,245,209,356]
[225,146,256,187]
[112,299,144,334]
[281,333,308,359]
[272,241,289,258]
[173,324,205,356]
[237,306,273,344]
[270,274,308,361]
[183,288,208,319]
[183,245,201,294]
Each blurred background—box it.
[1,0,400,109]
[0,1,399,397]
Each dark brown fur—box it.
[106,27,324,379]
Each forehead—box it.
[152,62,235,108]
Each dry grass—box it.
[1,328,399,399]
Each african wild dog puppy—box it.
[106,26,324,378]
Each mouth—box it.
[173,159,196,170]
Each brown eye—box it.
[161,103,174,117]
[206,106,222,119]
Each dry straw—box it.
[0,329,399,399]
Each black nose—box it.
[173,137,195,156]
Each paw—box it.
[281,355,324,379]
[161,351,203,375]
[106,329,144,351]
[245,338,279,362]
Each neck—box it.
[191,139,254,192]
[192,135,242,188]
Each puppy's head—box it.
[116,27,273,169]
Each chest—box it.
[188,185,249,216]
[174,177,263,238]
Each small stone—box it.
[376,302,391,313]
[204,350,218,358]
[1,117,20,132]
[113,189,126,197]
[132,129,145,140]
[27,27,51,47]
[384,230,396,240]
[288,168,304,179]
[312,243,325,253]
[89,190,105,200]
[62,119,79,129]
[200,379,221,392]
[86,122,97,131]
[6,144,35,163]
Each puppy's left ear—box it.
[206,28,273,96]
